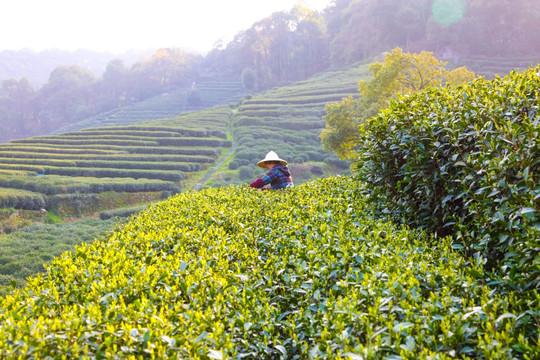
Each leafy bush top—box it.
[0,177,537,358]
[353,66,539,289]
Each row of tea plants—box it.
[354,66,539,293]
[0,176,537,358]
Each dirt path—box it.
[191,115,237,191]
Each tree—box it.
[0,78,36,141]
[359,48,448,100]
[321,48,475,159]
[320,95,363,159]
[37,65,96,129]
[241,67,257,91]
[203,5,328,90]
[328,0,432,66]
[100,59,129,109]
[445,66,475,86]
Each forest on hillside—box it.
[1,0,539,143]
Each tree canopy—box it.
[0,49,201,143]
[1,0,538,143]
[321,48,475,159]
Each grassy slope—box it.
[1,58,537,301]
[0,218,117,297]
[455,56,540,79]
[0,60,538,357]
[0,106,234,210]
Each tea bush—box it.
[0,218,118,296]
[44,166,185,182]
[0,188,47,210]
[12,137,159,147]
[353,66,539,290]
[0,175,180,195]
[99,205,148,220]
[0,177,537,358]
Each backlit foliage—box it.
[0,177,537,358]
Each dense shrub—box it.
[0,218,116,296]
[0,164,45,174]
[12,138,159,147]
[325,156,350,169]
[74,160,200,172]
[234,150,261,162]
[93,154,214,163]
[0,262,23,275]
[125,146,220,156]
[157,137,231,147]
[293,153,309,163]
[65,129,184,138]
[44,167,185,182]
[0,152,214,164]
[0,157,76,167]
[0,146,120,155]
[353,66,540,289]
[99,205,148,220]
[0,177,536,358]
[48,193,99,217]
[0,175,180,195]
[0,169,35,176]
[0,188,47,210]
[238,165,254,180]
[306,150,325,162]
[78,126,209,138]
[160,191,171,199]
[228,160,239,170]
[311,165,324,175]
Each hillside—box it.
[202,64,368,188]
[0,63,364,218]
[454,56,540,79]
[50,76,247,134]
[0,105,234,222]
[0,63,365,295]
[0,48,151,88]
[0,61,538,359]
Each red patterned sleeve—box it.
[249,178,265,188]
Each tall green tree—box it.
[100,59,129,109]
[241,67,257,91]
[37,65,96,129]
[321,48,474,159]
[0,78,36,141]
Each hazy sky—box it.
[2,0,332,54]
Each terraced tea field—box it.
[205,64,370,187]
[455,55,540,79]
[0,63,371,214]
[0,105,233,215]
[51,76,246,134]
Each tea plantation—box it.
[0,65,538,358]
[0,176,537,358]
[51,76,246,134]
[0,105,234,215]
[0,65,365,295]
[206,64,366,187]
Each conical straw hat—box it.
[257,151,288,168]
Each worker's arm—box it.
[249,178,265,188]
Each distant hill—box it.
[49,76,247,134]
[0,48,154,87]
